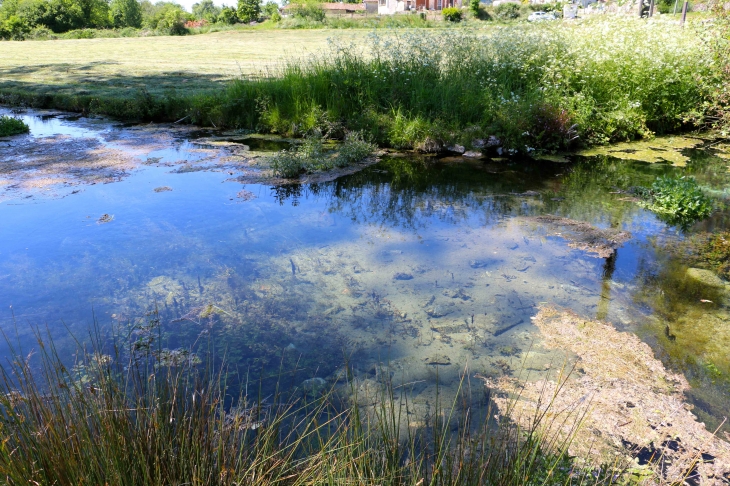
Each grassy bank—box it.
[1,17,725,152]
[0,319,607,486]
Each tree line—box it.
[0,0,283,39]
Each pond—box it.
[1,108,729,435]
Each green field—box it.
[0,29,371,99]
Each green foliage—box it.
[262,0,278,17]
[290,1,325,21]
[237,0,260,23]
[270,131,374,178]
[217,5,238,23]
[192,0,220,21]
[270,149,305,177]
[0,14,31,38]
[469,0,480,17]
[335,131,376,167]
[141,1,189,34]
[442,6,462,21]
[109,0,142,28]
[0,115,30,136]
[494,2,520,19]
[639,176,713,228]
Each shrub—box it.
[469,0,480,16]
[494,2,520,19]
[442,6,462,21]
[0,116,30,137]
[0,15,31,39]
[639,176,713,228]
[270,149,305,177]
[26,25,56,38]
[335,131,376,167]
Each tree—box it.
[262,0,277,17]
[469,0,479,17]
[192,0,220,20]
[217,5,238,23]
[109,0,141,27]
[237,0,259,22]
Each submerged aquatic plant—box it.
[0,115,29,136]
[0,316,627,486]
[638,176,713,228]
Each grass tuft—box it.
[0,313,623,486]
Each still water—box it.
[1,108,729,431]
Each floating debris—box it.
[153,186,172,193]
[97,213,114,224]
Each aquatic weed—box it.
[0,115,29,137]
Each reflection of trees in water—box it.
[273,156,566,229]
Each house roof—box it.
[283,2,366,10]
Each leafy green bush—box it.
[640,176,713,227]
[0,116,30,137]
[469,0,480,17]
[442,6,462,21]
[494,2,520,19]
[0,15,31,39]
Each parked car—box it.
[527,11,557,21]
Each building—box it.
[378,0,462,14]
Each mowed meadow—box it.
[0,29,368,97]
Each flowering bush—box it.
[219,18,719,153]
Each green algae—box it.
[576,135,704,166]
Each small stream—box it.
[1,108,729,432]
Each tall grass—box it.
[197,18,717,153]
[0,315,615,486]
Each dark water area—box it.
[1,108,729,432]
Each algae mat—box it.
[577,135,705,167]
[494,306,730,484]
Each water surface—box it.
[1,108,729,431]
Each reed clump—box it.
[0,317,618,486]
